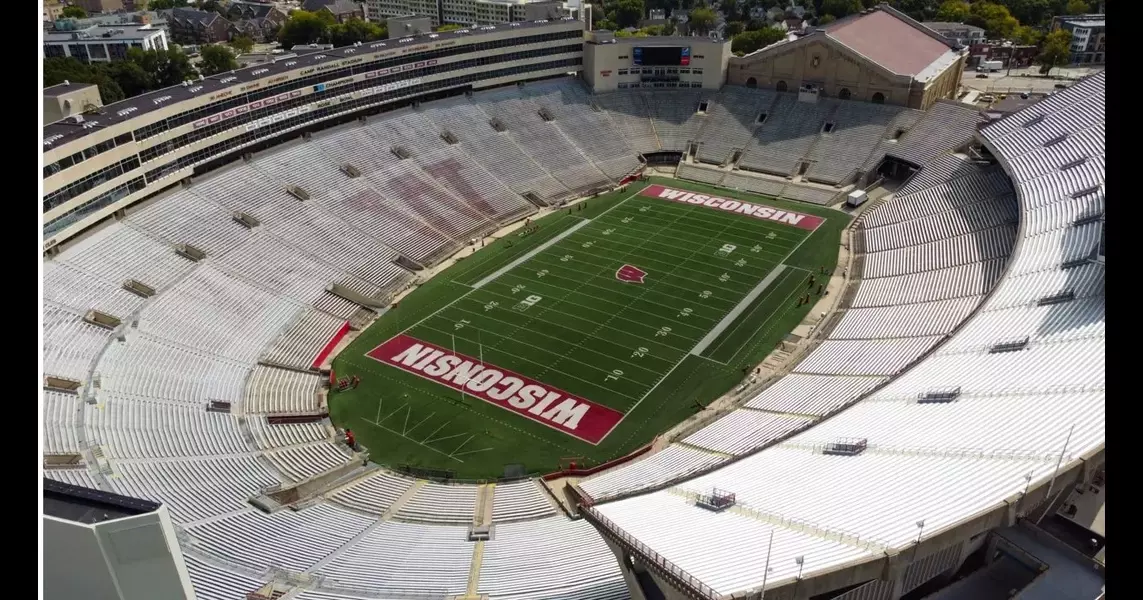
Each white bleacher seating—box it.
[578,445,726,502]
[317,521,471,596]
[330,470,416,515]
[43,302,113,381]
[243,366,322,414]
[490,481,557,522]
[108,456,279,523]
[183,554,268,600]
[744,374,887,417]
[247,416,329,450]
[85,393,248,459]
[479,517,627,600]
[395,482,478,524]
[739,95,834,177]
[682,410,814,456]
[44,392,80,456]
[261,309,346,370]
[265,441,353,482]
[188,503,376,572]
[126,188,253,258]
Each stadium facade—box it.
[41,8,1103,600]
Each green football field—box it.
[330,177,848,479]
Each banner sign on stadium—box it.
[367,334,624,444]
[640,185,825,231]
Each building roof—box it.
[825,8,956,77]
[44,24,165,43]
[42,18,579,152]
[922,21,984,33]
[44,81,98,97]
[43,478,161,525]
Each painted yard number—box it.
[605,369,624,382]
[655,326,672,337]
[454,319,471,330]
[514,295,543,312]
[631,346,649,358]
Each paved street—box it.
[960,65,1104,94]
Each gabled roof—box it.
[823,6,956,77]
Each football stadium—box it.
[42,5,1105,600]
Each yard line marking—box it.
[392,187,648,338]
[691,265,789,357]
[470,218,593,290]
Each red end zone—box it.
[366,334,624,444]
[640,184,825,231]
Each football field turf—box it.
[330,177,848,479]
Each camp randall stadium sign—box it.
[367,334,624,444]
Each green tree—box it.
[329,18,387,46]
[731,26,785,54]
[199,44,239,75]
[125,47,196,88]
[1065,0,1089,13]
[968,1,1019,39]
[687,7,717,34]
[230,35,254,54]
[43,57,126,104]
[1037,28,1071,74]
[821,0,862,18]
[935,0,969,21]
[725,20,746,36]
[614,0,646,29]
[278,10,335,48]
[61,5,87,18]
[1014,25,1043,45]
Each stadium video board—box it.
[633,46,691,66]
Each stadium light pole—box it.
[759,530,774,600]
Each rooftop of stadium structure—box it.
[41,16,581,149]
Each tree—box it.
[731,26,785,54]
[935,0,970,21]
[967,1,1019,39]
[200,44,239,75]
[1013,25,1043,45]
[613,0,646,29]
[821,0,862,18]
[1065,0,1089,13]
[43,57,125,104]
[329,17,387,46]
[61,5,87,18]
[230,35,254,54]
[1037,28,1071,74]
[278,10,335,48]
[688,7,718,34]
[725,20,746,36]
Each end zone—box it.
[366,334,624,444]
[641,184,825,231]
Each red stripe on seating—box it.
[312,321,351,370]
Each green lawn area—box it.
[330,176,849,479]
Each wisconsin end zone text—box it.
[641,184,825,231]
[367,334,625,444]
